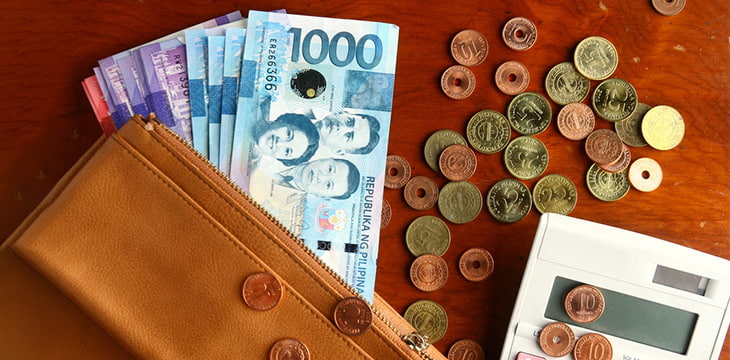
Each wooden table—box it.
[1,0,728,358]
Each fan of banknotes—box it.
[83,10,400,302]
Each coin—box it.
[381,198,392,229]
[466,110,511,154]
[333,296,372,336]
[557,102,595,140]
[539,322,576,357]
[406,215,451,257]
[403,299,448,343]
[598,143,631,173]
[574,333,613,360]
[586,163,630,202]
[641,105,685,150]
[424,129,469,172]
[532,174,578,215]
[565,284,605,323]
[652,0,686,16]
[495,61,530,95]
[404,176,439,210]
[410,254,449,292]
[629,157,663,192]
[448,339,485,360]
[450,29,489,67]
[458,248,494,282]
[615,103,650,147]
[574,36,618,80]
[502,17,537,51]
[592,78,638,122]
[439,144,477,181]
[584,129,623,166]
[269,338,310,360]
[545,62,591,105]
[438,181,483,224]
[441,65,476,100]
[242,272,283,311]
[486,179,532,223]
[385,155,411,189]
[507,92,552,135]
[504,136,549,180]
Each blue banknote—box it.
[207,35,225,167]
[230,10,399,302]
[219,28,246,176]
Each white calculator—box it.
[500,213,730,360]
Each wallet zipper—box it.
[139,116,436,360]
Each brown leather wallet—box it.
[0,115,447,360]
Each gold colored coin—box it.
[495,60,530,95]
[448,339,485,360]
[507,92,552,135]
[574,333,613,360]
[486,179,532,223]
[333,296,373,336]
[615,103,650,147]
[539,322,576,357]
[652,0,686,16]
[439,144,477,181]
[424,129,468,172]
[403,299,448,343]
[406,215,451,257]
[532,174,578,215]
[629,157,663,192]
[404,176,439,210]
[385,154,411,189]
[458,248,494,282]
[557,102,595,141]
[502,17,537,51]
[641,105,685,150]
[598,143,631,173]
[269,338,310,360]
[584,129,623,166]
[450,29,489,67]
[381,199,392,229]
[441,65,476,100]
[410,254,449,292]
[592,78,638,122]
[565,284,605,323]
[545,62,590,105]
[438,181,483,224]
[586,163,630,202]
[504,136,549,180]
[574,36,618,80]
[466,110,511,154]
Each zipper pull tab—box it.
[140,113,161,131]
[402,332,431,352]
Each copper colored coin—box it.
[495,61,530,95]
[652,0,686,16]
[574,333,613,360]
[439,144,478,181]
[539,322,576,357]
[269,338,310,360]
[404,176,439,210]
[381,198,392,229]
[242,272,282,311]
[599,143,631,173]
[410,254,449,292]
[585,129,623,165]
[448,339,485,360]
[385,154,412,189]
[502,17,537,51]
[458,248,494,282]
[565,284,605,323]
[450,29,489,67]
[333,296,373,336]
[441,65,476,100]
[557,102,595,140]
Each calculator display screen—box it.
[544,277,698,354]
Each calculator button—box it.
[516,352,545,360]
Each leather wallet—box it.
[0,115,447,360]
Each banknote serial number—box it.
[265,39,279,91]
[288,28,383,69]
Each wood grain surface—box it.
[1,0,728,358]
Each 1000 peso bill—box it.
[230,10,399,302]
